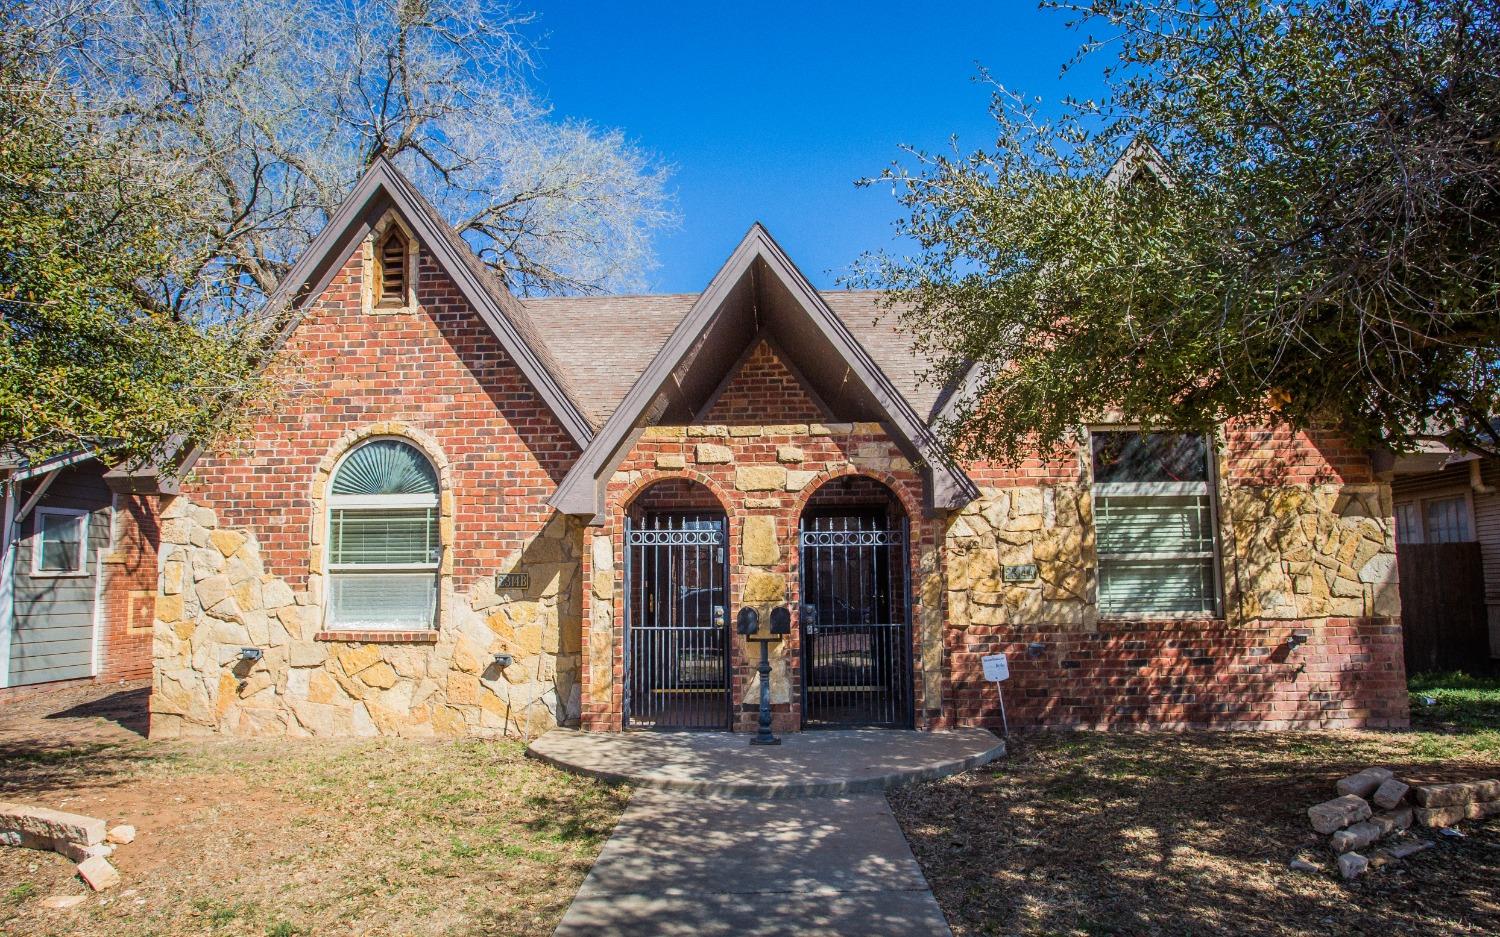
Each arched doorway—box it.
[624,479,731,730]
[798,476,913,728]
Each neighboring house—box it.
[0,451,155,689]
[1386,444,1499,670]
[106,158,1407,739]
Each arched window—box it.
[374,227,409,307]
[327,439,440,629]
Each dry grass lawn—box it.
[892,680,1500,937]
[0,683,627,937]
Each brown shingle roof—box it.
[524,289,955,426]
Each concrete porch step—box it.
[527,727,1004,798]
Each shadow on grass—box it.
[44,686,150,738]
[891,730,1500,937]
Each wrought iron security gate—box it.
[798,512,913,728]
[624,512,731,729]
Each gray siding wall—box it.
[1392,459,1500,657]
[9,462,112,686]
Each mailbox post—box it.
[738,606,790,746]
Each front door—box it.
[798,510,913,727]
[624,511,731,729]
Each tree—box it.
[0,10,262,465]
[860,0,1500,463]
[38,0,674,319]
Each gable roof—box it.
[523,290,959,427]
[548,224,979,519]
[263,157,595,448]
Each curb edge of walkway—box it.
[526,735,1006,798]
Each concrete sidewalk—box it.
[555,789,952,936]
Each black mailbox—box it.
[769,606,791,636]
[735,606,759,636]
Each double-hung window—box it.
[1091,431,1221,617]
[32,507,89,576]
[326,439,440,630]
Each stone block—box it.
[777,446,804,464]
[1012,488,1044,517]
[785,470,817,492]
[75,855,120,891]
[208,529,247,558]
[1372,778,1409,810]
[742,571,786,603]
[1335,767,1393,798]
[1412,779,1500,807]
[655,454,686,470]
[729,425,762,437]
[1415,799,1500,828]
[742,516,780,566]
[735,466,786,492]
[106,825,136,845]
[196,575,231,610]
[1337,851,1368,880]
[1330,809,1409,852]
[41,895,85,909]
[1309,794,1372,834]
[0,802,106,847]
[261,579,295,609]
[695,444,732,464]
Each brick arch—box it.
[614,469,734,521]
[307,421,457,593]
[791,467,923,535]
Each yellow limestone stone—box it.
[695,444,732,464]
[155,593,184,623]
[742,571,787,603]
[735,466,787,492]
[359,661,399,690]
[335,643,384,677]
[209,529,247,558]
[742,516,780,566]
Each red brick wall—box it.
[98,494,158,682]
[702,340,827,425]
[1223,422,1374,486]
[945,618,1407,730]
[181,249,580,599]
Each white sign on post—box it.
[981,653,1009,682]
[981,653,1010,737]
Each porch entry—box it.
[798,485,914,728]
[623,510,732,729]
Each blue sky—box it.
[530,3,1107,293]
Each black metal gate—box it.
[624,512,731,729]
[798,511,913,728]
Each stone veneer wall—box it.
[944,425,1408,730]
[579,420,940,732]
[148,224,584,738]
[150,484,581,739]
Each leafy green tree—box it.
[861,0,1500,462]
[0,37,261,466]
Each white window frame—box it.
[1393,488,1476,545]
[324,439,441,630]
[1088,430,1224,619]
[31,506,90,578]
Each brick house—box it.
[116,158,1407,738]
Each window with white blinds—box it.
[327,439,440,629]
[1091,432,1221,617]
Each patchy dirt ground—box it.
[892,727,1500,937]
[0,683,628,937]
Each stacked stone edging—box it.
[0,803,127,890]
[1300,769,1499,879]
[1412,779,1500,828]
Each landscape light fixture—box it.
[238,647,263,662]
[492,652,515,667]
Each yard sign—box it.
[982,653,1010,737]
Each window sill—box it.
[314,630,438,644]
[1097,617,1227,627]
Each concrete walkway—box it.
[529,727,1003,797]
[541,729,1003,935]
[555,790,952,936]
